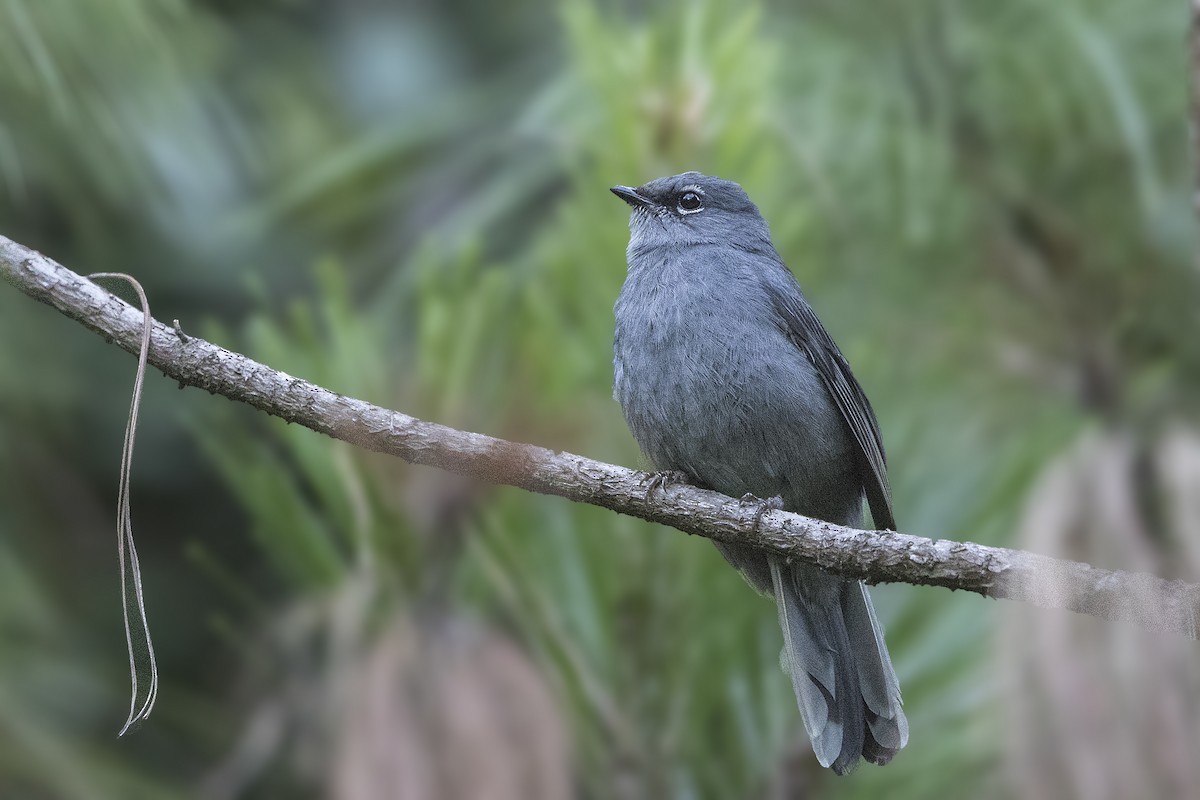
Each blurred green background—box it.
[2,1,1198,798]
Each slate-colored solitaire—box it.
[611,172,907,774]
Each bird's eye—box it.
[677,191,703,213]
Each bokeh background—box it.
[2,1,1199,798]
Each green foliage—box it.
[0,0,1194,798]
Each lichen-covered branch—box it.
[3,233,1199,638]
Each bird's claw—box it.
[740,493,785,531]
[639,469,690,501]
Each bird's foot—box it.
[740,493,785,531]
[638,469,691,501]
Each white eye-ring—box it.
[677,186,704,214]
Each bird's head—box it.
[610,171,771,252]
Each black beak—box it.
[610,185,656,210]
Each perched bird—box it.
[610,172,907,774]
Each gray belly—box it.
[614,314,862,525]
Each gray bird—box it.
[610,172,907,774]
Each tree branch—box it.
[3,233,1199,638]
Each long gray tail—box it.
[768,557,907,774]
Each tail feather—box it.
[770,559,837,755]
[770,558,907,774]
[845,581,908,759]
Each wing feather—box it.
[765,280,896,531]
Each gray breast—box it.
[613,259,859,522]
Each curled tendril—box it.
[88,272,159,736]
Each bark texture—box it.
[3,233,1198,638]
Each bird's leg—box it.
[740,493,785,531]
[638,469,691,501]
